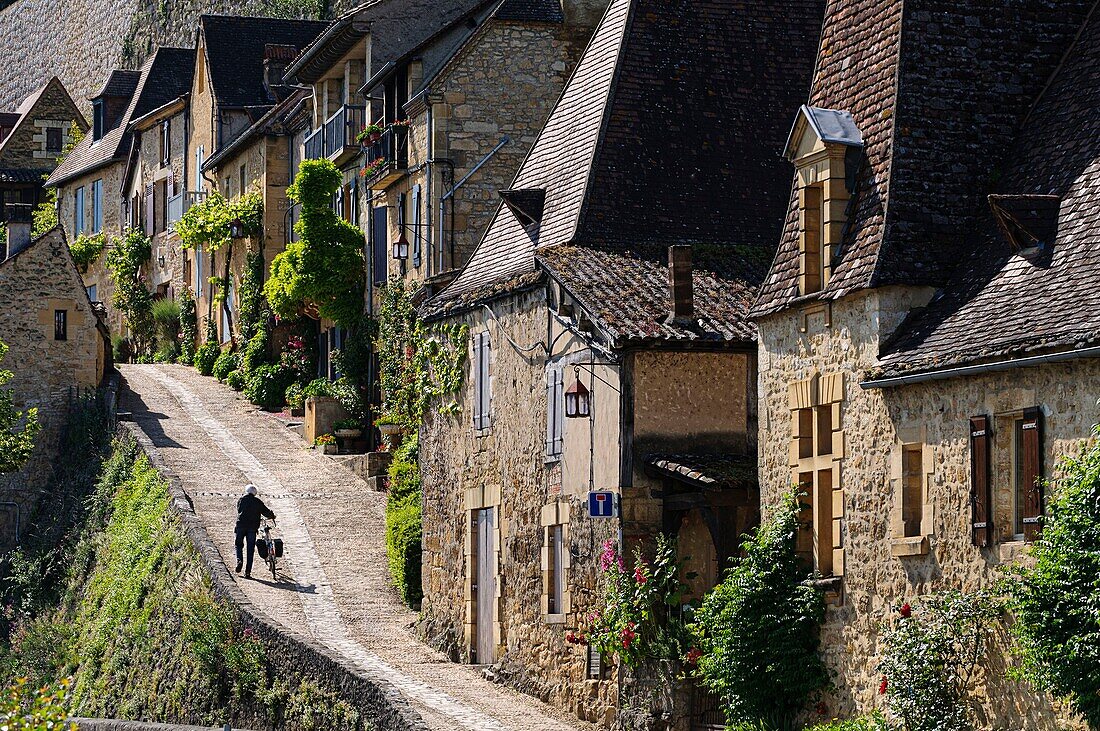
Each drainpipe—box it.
[425,99,433,277]
[860,346,1100,389]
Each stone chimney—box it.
[668,244,694,322]
[3,203,33,260]
[263,44,299,98]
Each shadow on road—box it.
[118,371,187,450]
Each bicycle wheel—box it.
[268,550,277,580]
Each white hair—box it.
[245,484,258,496]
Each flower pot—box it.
[322,443,337,455]
[376,422,404,451]
[335,428,362,439]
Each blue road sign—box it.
[588,491,618,518]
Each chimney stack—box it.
[263,44,299,98]
[668,244,694,322]
[3,203,33,260]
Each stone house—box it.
[0,77,86,224]
[749,1,1100,727]
[418,0,822,726]
[119,48,194,305]
[184,14,327,343]
[0,225,109,544]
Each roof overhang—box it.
[283,14,372,85]
[128,94,189,132]
[784,104,863,161]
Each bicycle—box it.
[256,518,282,580]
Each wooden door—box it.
[475,507,496,664]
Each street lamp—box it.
[392,231,410,260]
[565,366,590,418]
[228,218,246,239]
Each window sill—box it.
[543,613,566,625]
[891,536,929,558]
[544,455,562,466]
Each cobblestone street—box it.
[119,364,593,731]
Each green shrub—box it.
[212,350,238,382]
[386,501,422,607]
[688,489,827,729]
[70,232,107,271]
[226,370,246,391]
[245,365,290,411]
[194,342,220,376]
[241,322,270,375]
[178,288,198,365]
[153,344,177,363]
[301,378,336,400]
[879,590,1001,731]
[804,715,890,731]
[0,678,76,730]
[1007,430,1100,727]
[285,382,304,410]
[111,335,132,364]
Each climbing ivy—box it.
[0,340,40,474]
[69,232,107,272]
[178,286,198,365]
[104,228,154,356]
[263,160,364,326]
[175,191,262,253]
[375,279,467,429]
[238,249,266,342]
[33,122,85,238]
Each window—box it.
[548,524,564,615]
[546,367,564,458]
[92,100,104,140]
[901,445,923,538]
[53,310,67,341]
[973,408,1044,545]
[1011,409,1043,541]
[160,120,171,165]
[194,246,204,295]
[45,127,62,153]
[372,207,388,284]
[801,184,824,294]
[74,186,85,235]
[195,146,205,192]
[87,284,97,302]
[412,184,422,268]
[473,331,491,430]
[144,183,155,235]
[224,176,232,200]
[91,179,103,233]
[239,164,246,197]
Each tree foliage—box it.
[688,489,827,729]
[68,232,106,272]
[175,191,262,253]
[0,341,40,474]
[103,229,154,356]
[1007,431,1100,727]
[263,160,364,325]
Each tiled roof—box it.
[753,0,1094,317]
[425,0,823,343]
[0,77,86,168]
[47,48,191,187]
[200,15,328,108]
[494,0,563,23]
[202,87,311,172]
[645,453,757,491]
[90,70,141,101]
[0,168,50,183]
[874,8,1100,379]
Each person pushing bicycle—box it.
[235,484,275,579]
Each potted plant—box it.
[333,418,362,439]
[375,414,405,451]
[356,123,384,145]
[359,157,387,180]
[314,433,337,455]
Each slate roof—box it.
[90,70,141,101]
[46,48,191,187]
[645,453,758,491]
[424,0,823,347]
[201,87,311,172]
[199,15,328,108]
[873,8,1100,379]
[752,0,1094,317]
[0,168,50,183]
[494,0,563,23]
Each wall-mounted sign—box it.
[587,491,618,518]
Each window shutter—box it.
[412,184,422,268]
[144,183,154,236]
[1020,407,1044,541]
[969,415,992,547]
[545,370,555,456]
[553,369,564,454]
[473,333,484,429]
[482,332,491,428]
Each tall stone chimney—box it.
[668,244,694,322]
[3,203,33,260]
[263,44,299,99]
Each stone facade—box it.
[756,288,1095,728]
[0,228,107,543]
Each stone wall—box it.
[756,287,1095,728]
[419,290,619,727]
[0,78,85,168]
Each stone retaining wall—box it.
[120,421,429,731]
[77,720,255,731]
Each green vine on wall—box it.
[178,286,198,365]
[375,279,467,429]
[0,340,40,474]
[104,228,154,356]
[69,232,107,272]
[175,191,262,253]
[34,122,85,238]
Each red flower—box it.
[634,566,647,585]
[620,622,637,649]
[684,647,703,667]
[879,677,888,695]
[900,602,911,619]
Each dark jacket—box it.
[236,493,275,532]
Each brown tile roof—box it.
[752,0,1094,318]
[645,453,757,491]
[425,0,824,340]
[874,8,1100,379]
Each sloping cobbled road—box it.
[120,364,593,731]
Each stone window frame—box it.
[37,298,84,343]
[33,119,70,159]
[788,372,845,580]
[539,500,571,623]
[463,483,502,661]
[790,138,851,297]
[889,425,935,557]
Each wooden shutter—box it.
[412,184,422,268]
[144,183,154,236]
[553,369,563,454]
[481,333,491,428]
[1020,407,1044,541]
[545,368,563,457]
[970,415,992,547]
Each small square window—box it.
[45,127,62,153]
[54,310,67,341]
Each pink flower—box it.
[599,540,619,572]
[684,647,702,666]
[620,622,637,649]
[634,566,647,585]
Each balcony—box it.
[304,126,324,161]
[360,125,409,189]
[325,105,367,166]
[167,191,207,229]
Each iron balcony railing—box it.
[167,191,207,229]
[304,126,324,160]
[361,124,409,185]
[324,105,367,160]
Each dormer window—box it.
[784,105,863,296]
[988,195,1060,262]
[92,100,105,141]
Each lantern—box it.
[392,232,410,260]
[565,371,590,418]
[228,217,246,239]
